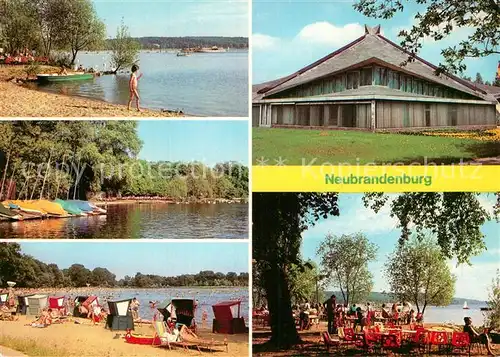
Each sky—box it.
[136,120,248,166]
[19,242,249,279]
[300,193,500,301]
[92,0,248,38]
[252,0,499,84]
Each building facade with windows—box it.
[252,25,497,131]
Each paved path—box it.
[0,346,28,357]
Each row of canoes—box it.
[0,199,106,221]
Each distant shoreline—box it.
[92,198,248,206]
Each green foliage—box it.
[110,19,140,73]
[0,0,105,60]
[363,193,493,264]
[353,0,500,74]
[24,62,41,79]
[0,0,40,53]
[288,261,321,304]
[475,72,484,84]
[486,270,500,329]
[317,232,377,306]
[385,236,456,314]
[0,243,249,288]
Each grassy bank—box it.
[253,127,500,165]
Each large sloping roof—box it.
[257,25,495,103]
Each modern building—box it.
[252,25,498,131]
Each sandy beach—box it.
[0,316,249,357]
[0,66,180,117]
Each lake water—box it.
[50,287,249,326]
[34,50,248,116]
[424,302,490,325]
[0,203,248,239]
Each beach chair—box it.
[153,320,199,352]
[337,327,356,348]
[179,325,229,353]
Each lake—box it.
[34,50,248,117]
[0,203,248,239]
[50,287,249,326]
[424,302,490,325]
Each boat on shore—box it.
[124,330,161,345]
[36,72,94,83]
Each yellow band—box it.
[252,165,500,192]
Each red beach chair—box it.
[381,333,401,354]
[212,300,247,334]
[322,331,340,352]
[48,296,66,315]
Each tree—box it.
[475,72,484,84]
[486,270,500,329]
[288,261,320,305]
[353,0,500,74]
[253,193,339,347]
[363,193,492,264]
[67,263,92,287]
[59,0,105,65]
[385,236,456,315]
[317,233,377,306]
[91,267,116,287]
[0,0,40,54]
[110,19,140,74]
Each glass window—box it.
[346,72,359,89]
[425,104,431,126]
[361,67,373,86]
[380,68,388,86]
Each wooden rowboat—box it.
[37,73,93,82]
[124,330,161,345]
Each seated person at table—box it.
[381,304,391,319]
[354,307,365,331]
[416,312,423,323]
[463,317,495,356]
[407,309,416,325]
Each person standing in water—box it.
[128,64,143,111]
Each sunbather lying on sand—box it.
[30,308,57,326]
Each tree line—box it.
[0,243,249,288]
[108,37,249,50]
[0,121,248,201]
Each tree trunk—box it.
[70,50,78,66]
[39,152,52,199]
[0,150,11,200]
[263,267,300,347]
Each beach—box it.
[0,316,249,357]
[0,66,180,117]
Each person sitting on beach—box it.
[59,66,68,75]
[128,64,143,112]
[463,317,496,356]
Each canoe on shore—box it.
[0,204,22,220]
[36,73,94,82]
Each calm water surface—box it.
[50,287,249,325]
[0,203,248,239]
[33,51,248,116]
[425,302,490,325]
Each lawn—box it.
[253,128,500,165]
